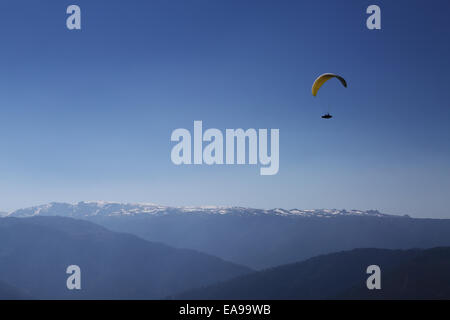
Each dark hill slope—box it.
[0,217,251,299]
[176,247,450,300]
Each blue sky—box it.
[0,0,449,217]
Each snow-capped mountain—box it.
[4,201,438,271]
[7,201,397,218]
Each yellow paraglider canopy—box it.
[312,73,347,97]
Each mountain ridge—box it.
[7,201,402,219]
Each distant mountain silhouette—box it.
[0,217,251,299]
[175,247,450,300]
[8,202,450,269]
[90,213,450,269]
[0,280,30,300]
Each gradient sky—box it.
[0,0,449,217]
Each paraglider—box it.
[312,73,347,119]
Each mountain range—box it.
[6,201,450,269]
[8,201,394,218]
[2,202,450,299]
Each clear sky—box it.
[0,0,449,217]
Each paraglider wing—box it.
[312,73,347,97]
